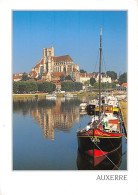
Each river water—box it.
[13,97,127,170]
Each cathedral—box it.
[30,45,80,82]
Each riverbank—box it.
[13,93,47,101]
[13,92,98,101]
[119,101,127,132]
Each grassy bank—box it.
[13,92,98,101]
[119,101,127,131]
[13,93,47,101]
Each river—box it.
[13,97,127,170]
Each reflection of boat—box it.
[87,99,98,114]
[46,94,57,100]
[80,103,88,111]
[77,27,122,157]
[79,111,87,115]
[77,140,122,170]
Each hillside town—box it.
[13,45,127,92]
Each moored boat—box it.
[77,140,122,170]
[64,93,74,98]
[46,94,57,100]
[77,27,122,158]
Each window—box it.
[105,107,109,111]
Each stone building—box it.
[31,45,80,81]
[95,73,112,83]
[80,73,94,83]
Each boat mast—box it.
[99,26,102,120]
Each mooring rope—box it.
[86,131,120,170]
[122,133,127,140]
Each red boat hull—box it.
[77,128,122,157]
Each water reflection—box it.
[77,140,122,170]
[13,97,127,170]
[13,98,82,140]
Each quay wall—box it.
[119,101,127,132]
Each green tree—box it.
[13,82,19,93]
[106,71,117,80]
[85,80,90,85]
[94,82,115,89]
[90,77,96,86]
[61,82,82,92]
[118,72,127,84]
[80,69,87,73]
[60,74,65,82]
[94,82,99,89]
[37,75,42,80]
[38,82,56,93]
[13,81,38,94]
[19,84,27,93]
[65,75,72,80]
[22,72,29,81]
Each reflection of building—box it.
[30,98,79,140]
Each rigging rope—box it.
[101,51,107,74]
[93,50,100,73]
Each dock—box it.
[119,100,127,133]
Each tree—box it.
[106,71,117,80]
[85,80,90,85]
[90,77,96,86]
[60,74,65,82]
[38,75,42,80]
[13,82,19,93]
[93,82,116,89]
[61,82,82,92]
[118,72,127,84]
[80,69,87,73]
[18,84,27,93]
[65,75,72,81]
[22,72,29,81]
[37,82,56,93]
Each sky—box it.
[13,11,127,76]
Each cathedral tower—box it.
[43,45,54,73]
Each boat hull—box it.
[77,129,122,156]
[77,143,122,170]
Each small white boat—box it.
[64,93,74,98]
[46,94,57,100]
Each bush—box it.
[13,81,55,94]
[94,82,116,89]
[37,82,56,93]
[61,82,82,92]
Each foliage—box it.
[13,82,19,93]
[118,72,127,84]
[61,82,82,92]
[13,81,55,94]
[106,71,117,80]
[21,72,30,81]
[90,77,96,86]
[65,75,72,80]
[37,82,56,93]
[60,74,65,82]
[80,69,87,73]
[94,82,116,89]
[85,80,90,85]
[38,75,42,80]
